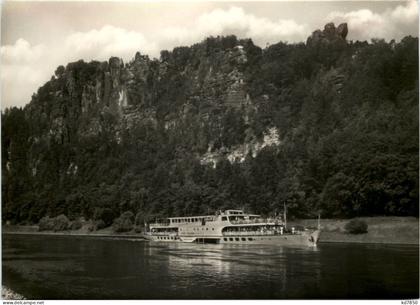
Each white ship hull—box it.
[146,209,321,247]
[144,230,321,247]
[219,230,321,247]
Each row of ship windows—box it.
[224,237,254,242]
[172,218,202,223]
[180,228,215,231]
[223,237,273,242]
[156,236,270,242]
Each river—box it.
[2,234,418,299]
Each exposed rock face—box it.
[306,22,348,46]
[23,36,261,154]
[200,127,281,167]
[24,29,354,171]
[322,68,345,93]
[336,23,348,39]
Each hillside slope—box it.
[2,23,418,223]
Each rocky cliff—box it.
[2,23,419,223]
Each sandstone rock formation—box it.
[306,22,348,46]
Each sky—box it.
[1,1,418,109]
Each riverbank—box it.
[3,216,418,245]
[2,286,25,300]
[290,216,419,245]
[2,224,145,240]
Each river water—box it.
[2,234,418,299]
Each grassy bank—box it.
[2,223,145,239]
[290,216,419,245]
[3,217,418,245]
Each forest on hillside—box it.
[2,23,418,226]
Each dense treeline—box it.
[2,30,418,225]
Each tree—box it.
[112,211,134,233]
[345,219,368,234]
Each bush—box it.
[95,220,106,230]
[113,211,134,233]
[345,219,368,234]
[93,207,115,227]
[121,211,134,221]
[293,225,305,231]
[113,217,133,233]
[134,212,146,233]
[87,222,95,232]
[38,215,70,232]
[101,208,116,226]
[93,208,102,221]
[70,219,83,230]
[134,212,145,226]
[53,214,70,232]
[86,220,106,232]
[39,216,54,231]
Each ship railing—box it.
[223,231,278,236]
[149,232,178,236]
[229,218,282,225]
[149,222,171,227]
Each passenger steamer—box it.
[144,209,320,247]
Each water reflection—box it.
[130,242,322,298]
[2,235,418,299]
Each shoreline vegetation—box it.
[3,216,418,245]
[2,223,144,239]
[290,216,419,245]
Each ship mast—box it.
[283,201,287,230]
